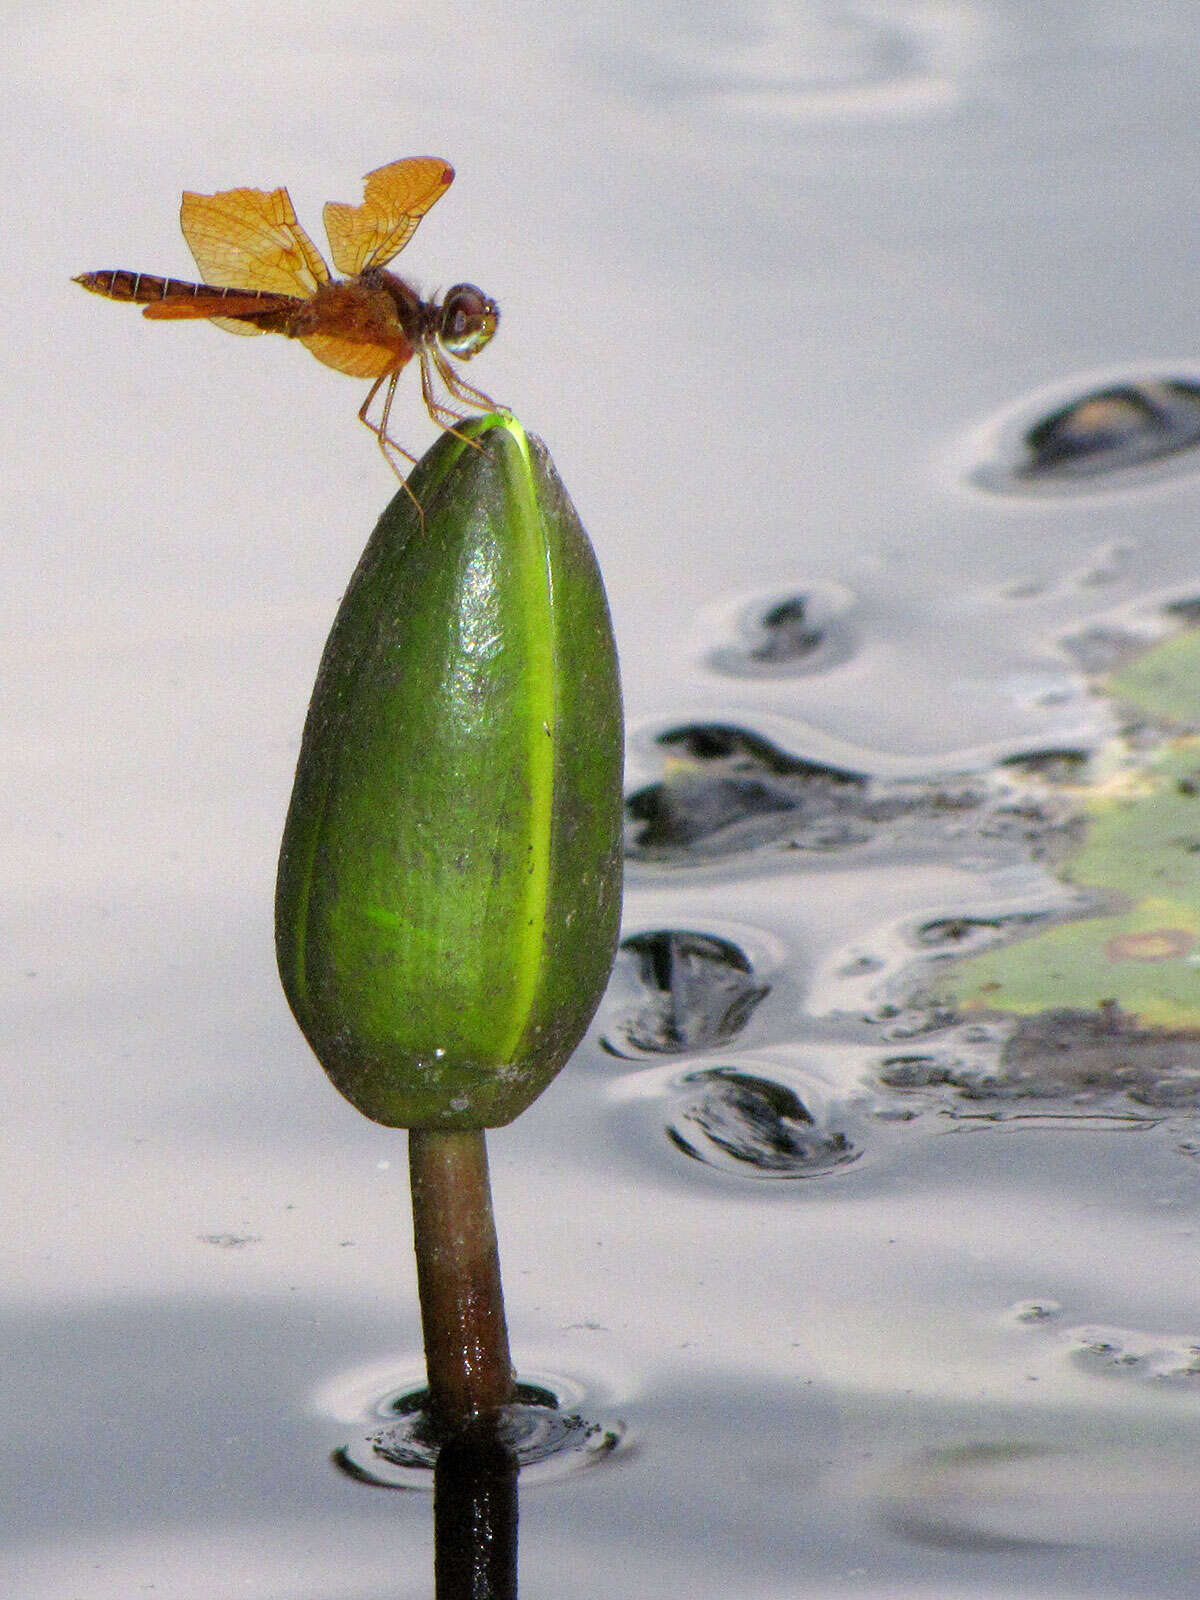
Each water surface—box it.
[7,3,1200,1595]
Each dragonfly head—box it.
[438,284,498,360]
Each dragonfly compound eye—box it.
[440,284,499,359]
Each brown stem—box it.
[409,1127,515,1428]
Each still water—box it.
[7,2,1200,1594]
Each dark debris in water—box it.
[742,595,825,662]
[914,916,1011,952]
[909,909,1051,959]
[878,1054,959,1089]
[1004,1006,1200,1108]
[667,1067,859,1178]
[749,596,825,664]
[625,724,866,857]
[601,929,770,1057]
[625,621,1200,1149]
[878,1006,1200,1111]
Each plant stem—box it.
[409,1127,515,1428]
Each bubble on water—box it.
[600,928,771,1057]
[1065,1325,1200,1387]
[706,585,857,678]
[333,1372,626,1490]
[666,1066,860,1179]
[1019,384,1200,483]
[1009,1299,1063,1325]
[964,373,1200,496]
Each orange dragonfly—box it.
[74,156,500,479]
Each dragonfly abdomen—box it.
[73,270,284,306]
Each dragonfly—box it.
[74,156,501,481]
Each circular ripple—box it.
[963,372,1200,496]
[333,1373,626,1490]
[666,1066,860,1178]
[601,928,771,1057]
[706,584,857,678]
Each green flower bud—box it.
[276,416,623,1128]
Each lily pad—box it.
[939,629,1200,1031]
[1107,627,1200,728]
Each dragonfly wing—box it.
[207,317,266,336]
[299,332,408,378]
[180,185,331,295]
[322,157,454,277]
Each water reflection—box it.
[433,1419,518,1600]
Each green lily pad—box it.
[939,628,1200,1030]
[1107,626,1200,728]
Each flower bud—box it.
[276,416,623,1127]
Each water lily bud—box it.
[276,415,623,1128]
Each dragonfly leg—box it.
[431,346,505,415]
[358,370,426,523]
